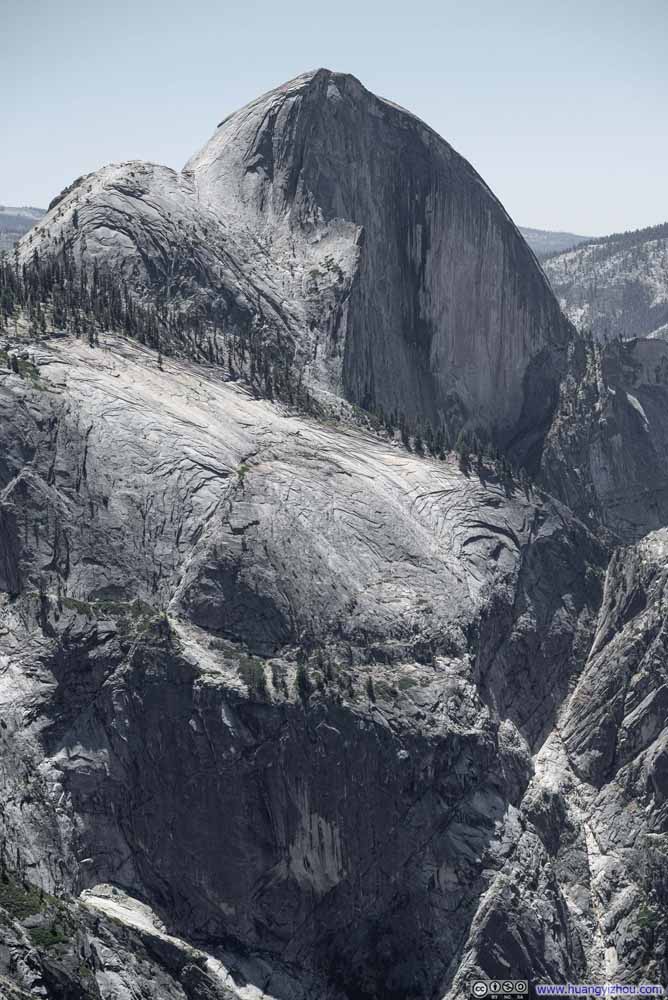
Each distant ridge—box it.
[0,204,45,251]
[542,219,668,339]
[555,219,668,254]
[519,225,591,258]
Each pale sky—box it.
[3,0,666,235]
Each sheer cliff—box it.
[542,335,668,541]
[0,336,608,999]
[22,69,573,468]
[2,71,668,1000]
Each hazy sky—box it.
[3,0,666,235]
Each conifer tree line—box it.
[0,248,319,413]
[363,399,532,495]
[0,248,532,493]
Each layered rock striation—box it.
[0,336,609,999]
[2,71,668,999]
[22,70,574,467]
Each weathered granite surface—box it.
[541,336,668,541]
[0,336,623,999]
[2,70,668,999]
[21,69,574,467]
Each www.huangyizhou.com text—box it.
[534,986,664,997]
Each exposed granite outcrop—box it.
[541,336,668,541]
[3,69,668,1000]
[0,337,615,999]
[446,528,668,994]
[21,69,574,467]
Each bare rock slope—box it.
[0,334,596,993]
[24,69,573,466]
[1,334,666,998]
[20,72,668,543]
[543,336,668,541]
[1,70,668,999]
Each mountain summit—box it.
[24,69,572,467]
[3,71,668,999]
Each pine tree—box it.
[296,662,312,702]
[424,421,435,455]
[400,415,411,450]
[414,425,424,456]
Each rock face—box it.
[542,335,668,541]
[23,69,574,467]
[0,336,612,999]
[542,222,668,341]
[2,70,668,1000]
[447,527,668,995]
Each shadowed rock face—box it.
[542,336,668,541]
[1,336,666,998]
[22,69,572,467]
[0,337,609,1000]
[187,71,571,452]
[3,71,668,1000]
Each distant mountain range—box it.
[519,226,591,257]
[0,205,45,251]
[541,221,668,340]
